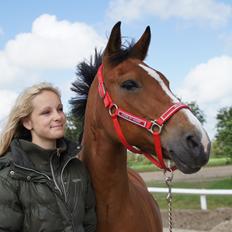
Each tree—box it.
[213,107,232,162]
[65,112,83,143]
[186,101,206,124]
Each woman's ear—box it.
[22,117,32,130]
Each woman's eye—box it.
[41,111,50,115]
[121,80,139,91]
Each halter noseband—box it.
[97,64,189,171]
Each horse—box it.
[71,22,211,232]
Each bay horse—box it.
[71,22,211,232]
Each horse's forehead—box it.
[138,63,179,103]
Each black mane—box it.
[70,40,135,141]
[70,49,102,120]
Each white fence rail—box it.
[148,187,232,210]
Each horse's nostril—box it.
[186,134,199,150]
[184,134,209,166]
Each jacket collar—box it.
[9,138,80,172]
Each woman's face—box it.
[23,90,66,149]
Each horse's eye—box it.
[121,80,139,91]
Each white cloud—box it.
[0,14,106,126]
[4,14,105,69]
[107,0,232,27]
[0,90,18,128]
[176,56,232,138]
[0,52,23,85]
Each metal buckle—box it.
[109,104,118,117]
[148,120,163,134]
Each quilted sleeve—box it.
[0,175,23,231]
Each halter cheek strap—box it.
[97,64,189,171]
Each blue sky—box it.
[0,0,232,139]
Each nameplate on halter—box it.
[118,110,147,127]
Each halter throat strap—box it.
[97,64,189,171]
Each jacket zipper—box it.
[50,149,76,202]
[51,151,76,231]
[60,156,76,202]
[61,155,77,231]
[50,154,62,196]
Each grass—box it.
[129,163,159,172]
[146,177,232,209]
[206,157,231,166]
[128,156,232,172]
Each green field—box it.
[146,177,232,209]
[128,156,232,172]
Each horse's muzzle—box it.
[168,133,211,174]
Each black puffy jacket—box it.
[0,138,96,232]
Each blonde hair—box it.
[0,82,61,156]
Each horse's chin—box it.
[162,150,201,174]
[138,147,203,174]
[169,151,202,174]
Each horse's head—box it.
[97,22,210,174]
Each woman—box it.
[0,82,96,232]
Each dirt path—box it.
[162,208,232,232]
[139,165,232,183]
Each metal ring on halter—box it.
[148,120,163,134]
[109,104,118,117]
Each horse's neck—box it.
[81,124,129,203]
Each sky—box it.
[0,0,232,139]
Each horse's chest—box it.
[97,199,162,232]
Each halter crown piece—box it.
[97,64,190,171]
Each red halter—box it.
[97,64,189,171]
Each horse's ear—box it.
[130,26,151,61]
[103,21,121,59]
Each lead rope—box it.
[164,169,174,232]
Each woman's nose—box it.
[53,111,63,120]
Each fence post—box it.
[200,195,207,210]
